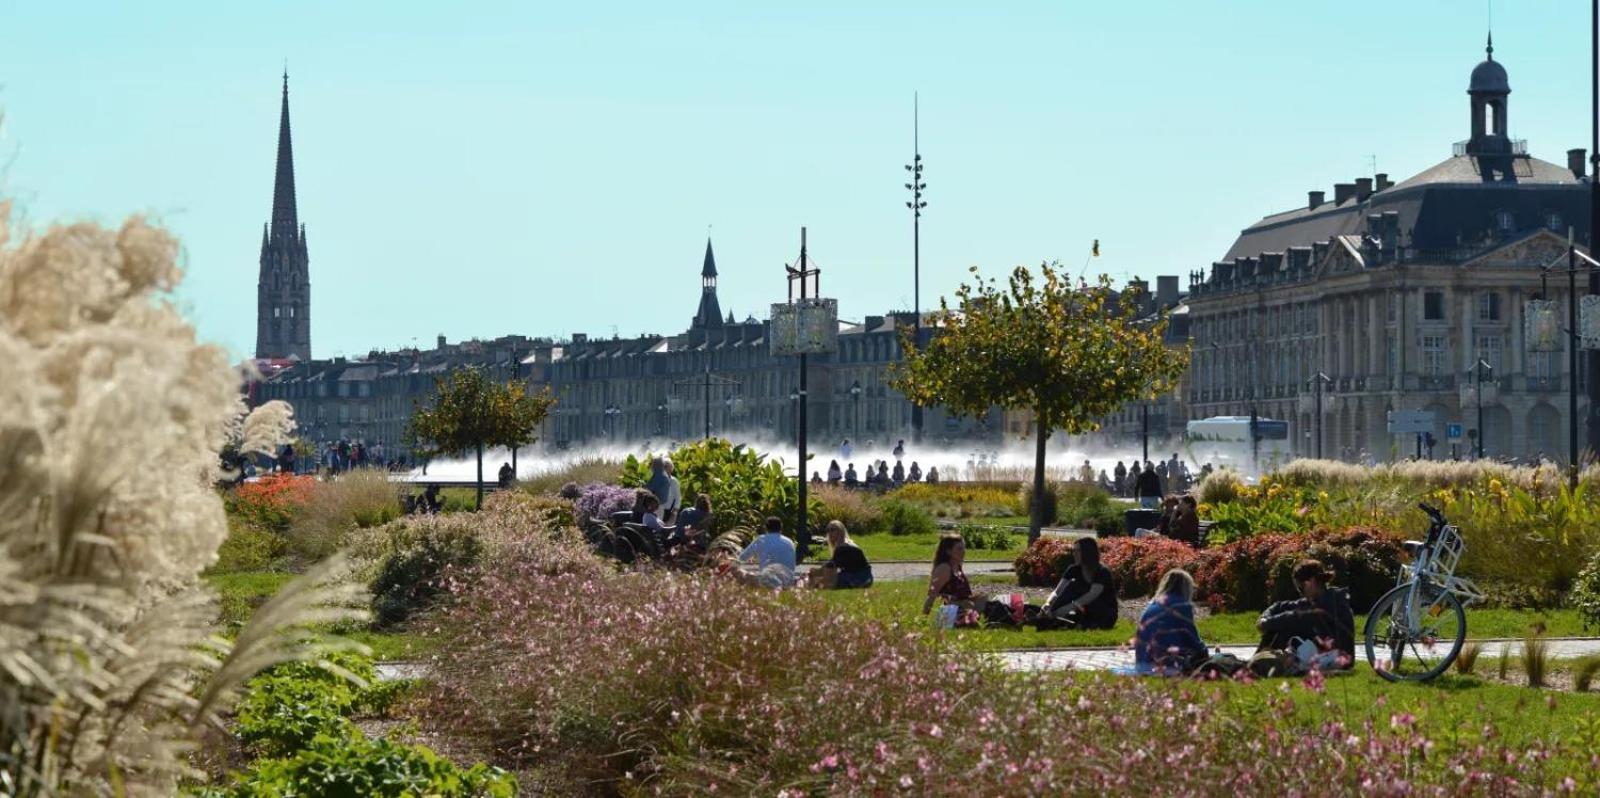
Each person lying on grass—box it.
[720,515,797,589]
[1255,558,1355,666]
[806,520,874,589]
[1034,537,1118,630]
[1134,569,1208,674]
[922,535,987,615]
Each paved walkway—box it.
[998,637,1600,672]
[799,560,1014,582]
[376,638,1600,683]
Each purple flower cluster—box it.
[571,483,636,525]
[419,506,1595,795]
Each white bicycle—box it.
[1363,503,1486,682]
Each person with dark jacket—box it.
[1036,537,1118,630]
[645,457,672,505]
[816,520,873,589]
[1134,462,1164,508]
[1170,496,1202,546]
[1256,559,1356,663]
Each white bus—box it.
[1184,416,1293,477]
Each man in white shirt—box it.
[731,516,797,588]
[662,458,682,522]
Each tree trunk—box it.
[475,443,485,511]
[1030,415,1049,543]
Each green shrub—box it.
[233,653,375,757]
[880,498,937,536]
[622,439,821,535]
[1572,550,1600,631]
[1056,484,1125,535]
[813,483,886,535]
[199,733,516,798]
[889,483,1023,518]
[957,523,1014,551]
[370,523,483,628]
[1017,482,1059,526]
[211,521,289,574]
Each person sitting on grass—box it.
[1256,559,1355,666]
[827,459,843,483]
[844,463,859,486]
[926,466,939,484]
[1134,569,1208,674]
[922,534,987,615]
[1035,537,1118,631]
[725,516,797,589]
[807,520,874,589]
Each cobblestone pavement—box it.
[998,638,1600,672]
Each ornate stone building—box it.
[1183,40,1591,462]
[256,73,312,361]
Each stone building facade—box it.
[1182,41,1592,462]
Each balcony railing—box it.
[1452,139,1528,157]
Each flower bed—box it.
[416,505,1589,794]
[1015,526,1404,612]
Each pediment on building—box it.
[1317,235,1367,276]
[1461,229,1583,269]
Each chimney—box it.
[1308,190,1325,210]
[1355,177,1374,202]
[436,334,447,350]
[864,315,885,331]
[1334,183,1356,204]
[1570,148,1588,179]
[572,333,587,344]
[1375,173,1392,191]
[1156,275,1179,308]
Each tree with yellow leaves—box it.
[407,367,554,509]
[893,263,1189,541]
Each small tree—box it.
[893,263,1189,541]
[407,367,554,509]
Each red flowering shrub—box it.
[1025,527,1405,611]
[1101,536,1218,598]
[227,473,316,532]
[417,507,1585,794]
[1012,537,1075,586]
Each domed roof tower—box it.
[1466,34,1513,156]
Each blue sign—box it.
[1446,423,1464,442]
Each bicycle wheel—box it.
[1364,583,1466,682]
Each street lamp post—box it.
[1470,359,1493,460]
[850,380,863,440]
[656,401,667,436]
[1307,372,1332,459]
[1140,401,1149,463]
[905,93,927,445]
[1590,0,1600,461]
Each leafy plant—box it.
[1575,657,1600,692]
[573,483,638,526]
[233,654,374,757]
[200,733,517,798]
[891,265,1189,541]
[228,473,317,533]
[370,523,483,628]
[813,483,887,535]
[879,498,937,537]
[1498,643,1512,680]
[622,439,821,536]
[1568,549,1600,630]
[212,520,290,574]
[287,469,403,560]
[958,524,1014,551]
[1017,482,1059,526]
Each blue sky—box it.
[0,1,1593,359]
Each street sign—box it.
[1446,423,1463,443]
[1387,410,1436,435]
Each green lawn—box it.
[850,531,1023,563]
[815,576,1591,652]
[206,569,438,661]
[1046,667,1600,752]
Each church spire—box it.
[702,237,718,278]
[271,70,298,237]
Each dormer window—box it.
[1547,212,1564,232]
[1495,210,1515,232]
